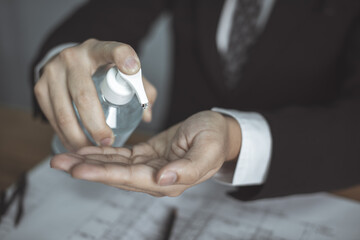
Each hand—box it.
[51,111,242,197]
[34,39,157,152]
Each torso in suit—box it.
[32,0,360,200]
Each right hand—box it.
[34,39,157,152]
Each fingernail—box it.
[158,171,177,186]
[123,56,140,74]
[100,138,113,146]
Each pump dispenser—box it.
[101,67,148,108]
[52,66,148,154]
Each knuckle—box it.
[75,89,93,107]
[59,47,78,63]
[42,62,58,78]
[56,111,73,128]
[82,38,98,47]
[34,81,46,99]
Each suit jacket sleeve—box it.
[31,0,169,119]
[230,12,360,200]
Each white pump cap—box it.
[117,69,149,109]
[100,67,149,108]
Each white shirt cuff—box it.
[34,43,78,83]
[212,107,272,186]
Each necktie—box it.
[223,0,261,88]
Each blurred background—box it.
[0,0,173,133]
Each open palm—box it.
[51,111,239,197]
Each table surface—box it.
[1,105,360,202]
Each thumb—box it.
[85,39,141,75]
[156,139,224,186]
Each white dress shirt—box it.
[35,0,275,186]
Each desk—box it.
[1,105,360,201]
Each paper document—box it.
[1,157,359,240]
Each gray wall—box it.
[0,0,172,132]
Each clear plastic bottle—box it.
[52,66,148,154]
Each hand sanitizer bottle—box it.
[52,66,148,154]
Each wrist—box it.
[225,116,242,162]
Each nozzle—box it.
[116,69,149,109]
[141,103,148,110]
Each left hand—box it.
[51,111,242,197]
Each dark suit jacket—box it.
[32,0,360,200]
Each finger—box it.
[51,153,85,171]
[50,153,154,193]
[76,153,134,166]
[80,144,160,165]
[51,152,128,172]
[47,71,92,150]
[70,161,165,196]
[71,160,188,197]
[142,76,157,122]
[83,39,141,75]
[70,160,156,186]
[34,78,73,151]
[67,68,114,146]
[156,137,224,186]
[77,146,131,157]
[51,152,187,197]
[78,143,158,163]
